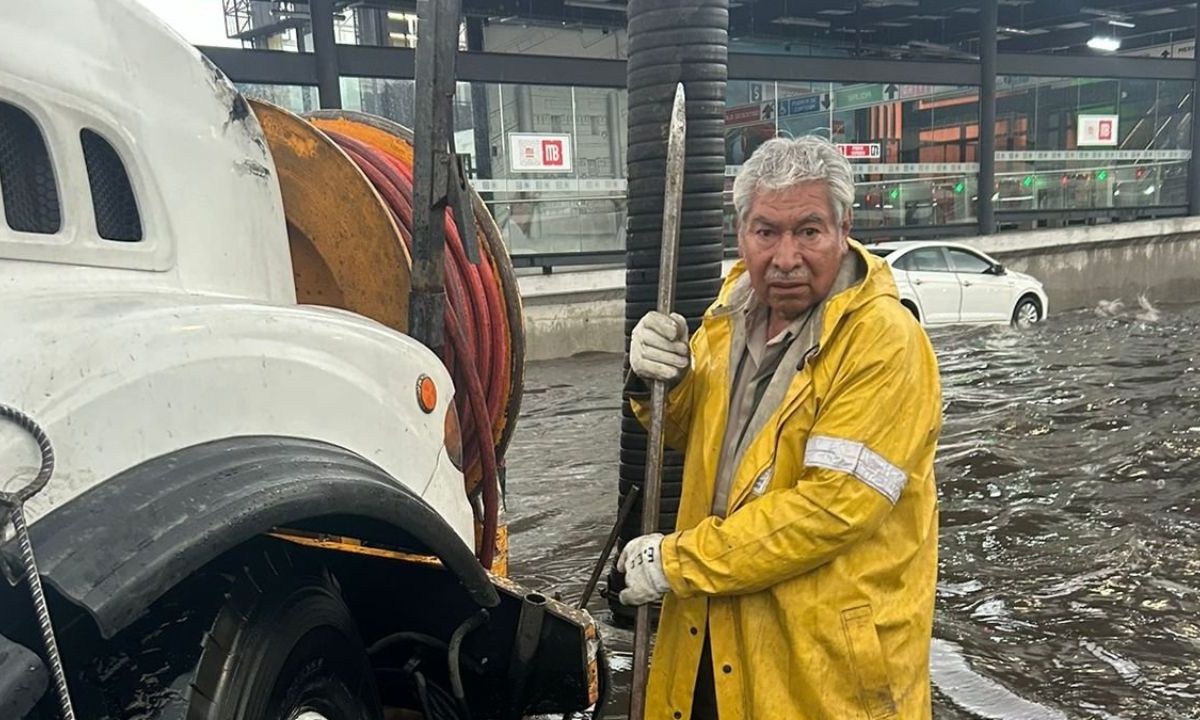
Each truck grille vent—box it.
[81,129,142,242]
[0,102,61,235]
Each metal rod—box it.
[1189,8,1200,216]
[629,83,687,720]
[978,0,998,235]
[577,485,640,611]
[409,0,462,353]
[308,0,341,109]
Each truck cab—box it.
[0,2,600,718]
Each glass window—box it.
[947,248,992,274]
[995,76,1191,215]
[897,247,950,272]
[236,84,319,115]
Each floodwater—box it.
[506,302,1200,720]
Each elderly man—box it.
[620,135,942,720]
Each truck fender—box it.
[1,436,499,639]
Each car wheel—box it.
[1012,296,1042,329]
[187,549,383,720]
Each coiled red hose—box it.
[325,130,507,570]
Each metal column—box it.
[1189,7,1200,215]
[409,0,462,353]
[466,18,494,186]
[309,0,342,108]
[978,0,997,235]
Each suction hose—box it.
[326,131,508,570]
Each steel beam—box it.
[978,0,997,237]
[309,0,342,108]
[996,53,1193,81]
[729,54,981,86]
[198,46,318,86]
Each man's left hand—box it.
[617,533,671,606]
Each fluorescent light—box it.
[1088,35,1121,52]
[1108,19,1136,28]
[563,0,624,10]
[817,8,855,15]
[772,17,832,28]
[1144,185,1157,195]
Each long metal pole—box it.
[629,83,687,720]
[978,0,997,235]
[309,0,341,109]
[1189,6,1200,215]
[409,0,461,353]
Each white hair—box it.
[732,135,855,225]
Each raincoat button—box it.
[723,664,733,674]
[674,713,682,719]
[690,626,698,635]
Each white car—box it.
[865,241,1049,328]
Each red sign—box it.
[1098,120,1113,142]
[541,139,565,166]
[725,105,763,125]
[837,143,881,159]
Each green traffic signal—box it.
[954,181,965,194]
[1022,175,1033,188]
[1097,169,1109,181]
[889,188,899,200]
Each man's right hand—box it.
[630,311,690,385]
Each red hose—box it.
[325,130,506,570]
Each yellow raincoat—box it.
[633,239,941,719]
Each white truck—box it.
[0,2,601,718]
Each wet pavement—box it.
[505,303,1200,719]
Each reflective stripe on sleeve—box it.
[804,435,908,504]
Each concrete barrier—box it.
[971,217,1200,312]
[518,218,1200,359]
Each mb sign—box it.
[509,133,573,172]
[837,143,882,160]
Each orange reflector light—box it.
[444,400,464,471]
[417,374,438,414]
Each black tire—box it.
[626,229,727,252]
[627,278,724,303]
[629,28,729,53]
[627,176,725,198]
[628,6,729,36]
[627,135,727,163]
[187,550,382,720]
[629,99,727,127]
[627,209,726,232]
[627,261,724,284]
[628,82,728,107]
[1011,295,1043,328]
[628,63,729,90]
[627,191,725,216]
[627,244,727,267]
[627,156,728,179]
[624,45,724,72]
[628,118,727,145]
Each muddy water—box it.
[506,304,1200,719]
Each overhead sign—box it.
[834,85,882,111]
[725,104,765,126]
[508,133,572,172]
[837,143,881,159]
[778,93,823,117]
[1078,115,1119,147]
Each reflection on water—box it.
[506,304,1200,719]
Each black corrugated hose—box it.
[612,0,730,622]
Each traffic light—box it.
[1097,169,1109,181]
[1022,175,1033,188]
[954,181,965,194]
[889,188,899,201]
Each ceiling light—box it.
[998,26,1034,35]
[562,0,624,10]
[1087,35,1122,52]
[877,21,912,27]
[387,11,412,21]
[1108,19,1136,28]
[772,16,832,28]
[1057,21,1090,29]
[817,8,855,15]
[1139,7,1177,15]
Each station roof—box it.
[433,0,1199,58]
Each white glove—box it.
[630,311,690,385]
[617,533,671,606]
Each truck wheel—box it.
[187,550,382,720]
